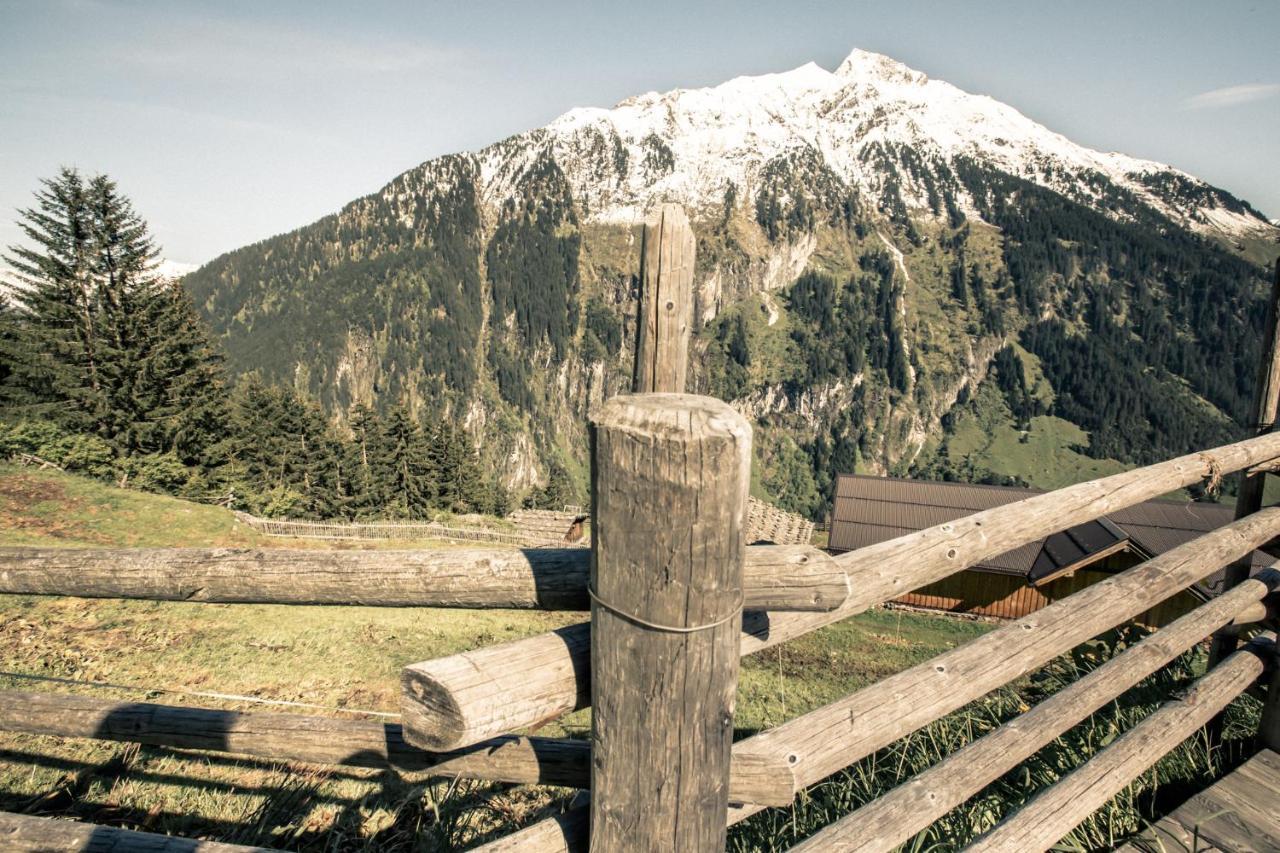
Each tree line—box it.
[0,168,510,519]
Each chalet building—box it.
[828,474,1272,625]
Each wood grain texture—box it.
[965,639,1274,852]
[402,431,1280,753]
[786,570,1280,853]
[0,544,844,612]
[589,393,750,851]
[0,808,281,852]
[633,204,695,394]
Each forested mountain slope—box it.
[184,49,1280,517]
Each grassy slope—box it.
[0,466,990,850]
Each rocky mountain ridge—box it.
[184,48,1279,516]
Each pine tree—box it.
[342,404,381,517]
[222,376,342,517]
[2,169,228,472]
[141,280,229,464]
[2,168,103,430]
[428,421,481,513]
[85,173,162,455]
[375,404,436,518]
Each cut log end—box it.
[400,667,468,751]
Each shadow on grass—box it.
[0,742,534,851]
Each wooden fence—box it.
[0,214,1277,852]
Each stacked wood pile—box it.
[506,509,591,547]
[746,496,814,545]
[234,512,527,546]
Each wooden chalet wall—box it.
[893,553,1202,627]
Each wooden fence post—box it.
[590,393,751,851]
[634,203,695,394]
[1261,641,1280,751]
[1209,259,1280,741]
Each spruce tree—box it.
[3,168,228,472]
[431,420,487,513]
[375,404,436,518]
[2,168,103,429]
[342,404,381,517]
[85,172,161,455]
[141,280,229,465]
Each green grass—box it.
[946,413,1128,491]
[731,633,1264,852]
[0,465,1266,850]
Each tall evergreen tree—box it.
[3,168,227,467]
[342,403,382,517]
[2,168,102,429]
[222,376,342,517]
[375,404,437,518]
[141,281,229,464]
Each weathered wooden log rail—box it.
[0,543,847,612]
[398,431,1280,751]
[0,219,1276,852]
[0,689,792,805]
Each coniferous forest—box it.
[0,169,513,519]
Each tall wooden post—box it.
[594,203,744,850]
[634,203,696,394]
[1210,260,1280,666]
[1207,259,1280,748]
[589,393,751,851]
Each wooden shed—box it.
[828,474,1272,626]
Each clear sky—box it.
[2,0,1277,266]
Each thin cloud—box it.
[1183,82,1280,110]
[111,14,466,78]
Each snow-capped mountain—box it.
[154,259,199,281]
[482,48,1272,242]
[186,48,1279,505]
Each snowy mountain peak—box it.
[482,48,1274,244]
[835,48,927,85]
[153,259,198,281]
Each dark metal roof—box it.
[829,474,1271,594]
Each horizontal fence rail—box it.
[398,432,1280,752]
[236,512,539,546]
[787,570,1280,852]
[966,635,1276,852]
[0,809,285,853]
[0,544,847,612]
[0,689,794,806]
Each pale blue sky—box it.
[2,0,1277,266]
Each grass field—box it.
[0,464,1264,850]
